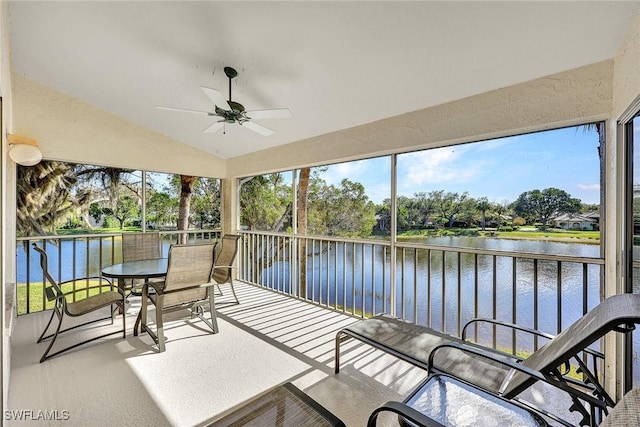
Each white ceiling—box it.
[8,1,640,159]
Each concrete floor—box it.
[7,282,428,426]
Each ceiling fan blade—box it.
[245,108,292,119]
[203,121,225,133]
[200,87,231,111]
[157,106,212,115]
[241,121,274,136]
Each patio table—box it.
[209,382,345,427]
[102,258,168,314]
[401,374,548,426]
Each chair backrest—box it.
[122,232,162,262]
[32,244,64,299]
[600,387,640,427]
[211,234,241,284]
[163,244,215,297]
[503,293,640,397]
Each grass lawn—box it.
[398,227,600,244]
[55,226,142,235]
[489,229,600,243]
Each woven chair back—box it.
[164,244,215,300]
[32,244,64,299]
[122,232,162,262]
[212,234,240,284]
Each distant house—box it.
[552,213,599,231]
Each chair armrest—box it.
[461,318,604,360]
[147,280,218,295]
[211,265,237,270]
[367,401,445,427]
[58,277,123,298]
[427,341,607,409]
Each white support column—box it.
[221,177,239,235]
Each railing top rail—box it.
[239,230,392,246]
[394,241,604,264]
[17,229,222,242]
[239,230,604,265]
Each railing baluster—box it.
[557,261,562,334]
[441,250,445,333]
[492,255,497,349]
[427,249,431,329]
[512,257,517,355]
[413,249,418,324]
[533,259,539,351]
[401,247,406,319]
[361,243,365,316]
[457,251,462,336]
[474,253,479,343]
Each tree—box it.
[146,192,178,229]
[16,161,133,236]
[104,194,139,229]
[476,197,491,230]
[240,173,292,231]
[308,178,376,237]
[297,168,311,297]
[512,187,581,229]
[432,191,469,227]
[191,178,221,229]
[177,175,197,243]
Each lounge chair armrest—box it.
[461,318,605,360]
[367,401,445,427]
[211,265,238,270]
[462,318,556,342]
[427,341,607,409]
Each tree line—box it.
[16,161,220,237]
[16,161,596,238]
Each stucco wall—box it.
[12,76,226,178]
[613,11,640,119]
[226,60,613,178]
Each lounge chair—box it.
[33,243,126,362]
[138,243,218,352]
[336,293,640,426]
[211,234,241,304]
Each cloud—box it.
[576,183,600,191]
[399,146,485,188]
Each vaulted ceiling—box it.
[8,1,640,159]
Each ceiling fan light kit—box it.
[157,66,291,136]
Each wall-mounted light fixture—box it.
[7,134,42,166]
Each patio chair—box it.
[599,386,640,427]
[138,243,218,352]
[211,234,241,304]
[33,243,126,363]
[121,231,162,295]
[336,293,640,426]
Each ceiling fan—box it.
[157,66,291,136]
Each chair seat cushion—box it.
[66,291,122,316]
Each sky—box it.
[317,125,602,205]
